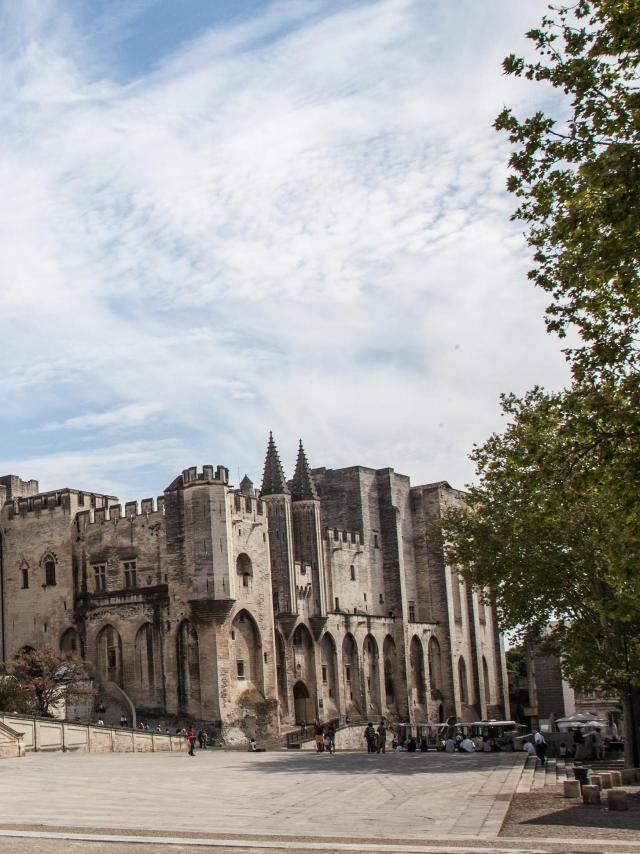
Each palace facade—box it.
[0,435,509,735]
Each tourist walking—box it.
[187,725,196,756]
[364,722,376,753]
[533,729,546,766]
[198,729,206,750]
[376,722,387,754]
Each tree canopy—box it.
[7,646,93,718]
[495,0,640,378]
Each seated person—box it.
[460,737,475,752]
[444,737,456,752]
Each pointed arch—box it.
[275,629,288,714]
[177,620,201,714]
[231,608,263,693]
[134,623,158,705]
[60,627,80,656]
[320,632,339,714]
[458,655,469,705]
[428,636,443,692]
[382,635,397,705]
[410,635,426,707]
[342,632,362,713]
[482,655,491,706]
[363,634,381,714]
[96,624,123,686]
[236,553,253,590]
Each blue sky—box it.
[0,0,569,501]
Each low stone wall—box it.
[0,714,186,756]
[0,721,25,758]
[300,724,370,751]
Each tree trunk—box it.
[623,685,640,768]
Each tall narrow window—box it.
[94,564,107,592]
[237,659,245,679]
[21,568,29,589]
[123,561,137,588]
[350,565,356,581]
[408,601,416,621]
[322,665,327,684]
[44,557,56,586]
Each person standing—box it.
[364,722,376,753]
[197,729,205,750]
[533,729,547,766]
[187,725,197,757]
[376,722,387,754]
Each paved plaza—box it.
[0,749,529,848]
[0,749,638,853]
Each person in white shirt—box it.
[523,740,536,757]
[533,729,547,766]
[460,737,475,752]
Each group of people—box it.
[443,732,477,753]
[363,721,388,753]
[314,722,337,753]
[522,729,547,765]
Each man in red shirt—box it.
[187,725,196,756]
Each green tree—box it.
[0,673,35,714]
[7,646,94,718]
[495,0,640,379]
[441,380,640,765]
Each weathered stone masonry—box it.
[0,438,509,736]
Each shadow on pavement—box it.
[522,791,640,831]
[240,752,523,776]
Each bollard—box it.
[573,766,589,786]
[589,774,602,788]
[582,784,601,805]
[609,770,622,787]
[599,772,613,789]
[621,769,636,785]
[563,779,581,798]
[608,790,628,811]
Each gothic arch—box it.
[230,608,263,693]
[134,623,158,704]
[236,553,253,589]
[275,630,288,715]
[482,655,491,707]
[410,635,426,708]
[176,620,201,714]
[458,655,469,705]
[342,633,362,713]
[96,624,123,687]
[320,632,339,714]
[363,634,381,714]
[60,627,80,656]
[382,635,398,706]
[428,636,443,693]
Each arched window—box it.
[236,553,253,588]
[43,554,56,587]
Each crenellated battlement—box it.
[232,491,264,517]
[5,489,118,520]
[324,527,362,548]
[180,465,229,486]
[76,495,166,530]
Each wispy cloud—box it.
[0,0,567,497]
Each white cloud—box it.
[0,0,569,496]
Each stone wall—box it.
[0,714,185,755]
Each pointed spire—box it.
[239,474,254,496]
[291,439,318,501]
[260,432,290,496]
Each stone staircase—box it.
[517,755,626,793]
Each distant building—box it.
[0,435,509,736]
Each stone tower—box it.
[291,441,327,636]
[260,433,296,622]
